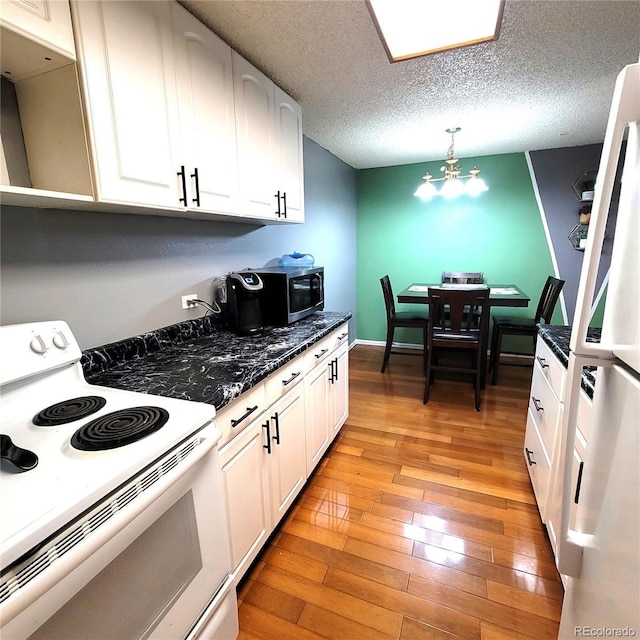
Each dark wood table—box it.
[396,284,530,389]
[397,283,530,307]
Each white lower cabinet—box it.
[304,357,332,474]
[266,385,306,526]
[219,413,271,584]
[219,324,349,585]
[330,342,349,438]
[525,336,594,572]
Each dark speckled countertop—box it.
[82,311,351,411]
[537,324,601,398]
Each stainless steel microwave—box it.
[254,266,324,325]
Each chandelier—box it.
[414,127,489,200]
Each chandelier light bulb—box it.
[414,128,488,200]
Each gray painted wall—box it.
[0,137,357,349]
[529,143,619,322]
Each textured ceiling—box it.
[179,0,640,169]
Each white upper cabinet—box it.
[3,0,304,223]
[72,0,182,209]
[274,86,304,222]
[170,3,240,215]
[233,53,304,222]
[0,0,76,81]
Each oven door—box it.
[1,423,238,640]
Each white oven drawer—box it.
[529,362,562,460]
[216,382,266,447]
[534,338,567,401]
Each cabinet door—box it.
[72,0,182,208]
[304,360,331,475]
[232,52,278,219]
[219,417,271,584]
[1,0,75,61]
[274,85,304,222]
[329,344,349,439]
[171,4,240,215]
[267,387,306,525]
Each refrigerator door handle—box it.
[569,63,640,359]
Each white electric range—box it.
[0,321,238,640]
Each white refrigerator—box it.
[556,62,640,638]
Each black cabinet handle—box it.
[315,348,329,359]
[532,397,544,412]
[525,448,536,466]
[274,190,282,217]
[272,412,280,445]
[231,405,259,428]
[177,165,187,206]
[283,371,301,386]
[574,461,585,504]
[190,167,200,206]
[329,358,338,383]
[338,333,348,341]
[281,191,287,218]
[536,356,549,369]
[262,420,272,454]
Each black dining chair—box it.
[441,271,485,326]
[489,276,565,385]
[424,286,490,411]
[380,275,429,373]
[441,271,484,284]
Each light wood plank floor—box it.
[237,345,562,640]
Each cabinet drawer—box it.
[534,339,566,401]
[216,383,266,447]
[265,354,304,407]
[304,333,336,373]
[524,409,553,522]
[529,364,562,459]
[303,324,349,374]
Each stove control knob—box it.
[29,335,48,354]
[53,331,69,350]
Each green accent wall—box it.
[356,152,562,352]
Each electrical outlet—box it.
[182,294,198,310]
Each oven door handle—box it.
[0,422,221,626]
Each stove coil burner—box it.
[33,396,107,426]
[71,407,169,451]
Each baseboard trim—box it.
[354,340,534,365]
[355,339,422,351]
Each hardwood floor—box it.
[236,345,562,640]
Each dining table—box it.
[396,283,531,388]
[397,283,530,307]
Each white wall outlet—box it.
[182,294,198,310]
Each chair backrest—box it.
[427,286,490,337]
[441,271,484,284]
[380,275,396,320]
[535,276,565,323]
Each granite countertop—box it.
[537,324,602,398]
[82,311,352,411]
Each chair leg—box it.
[488,323,498,373]
[381,325,394,373]
[474,352,482,411]
[423,345,433,404]
[422,325,428,373]
[491,327,502,386]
